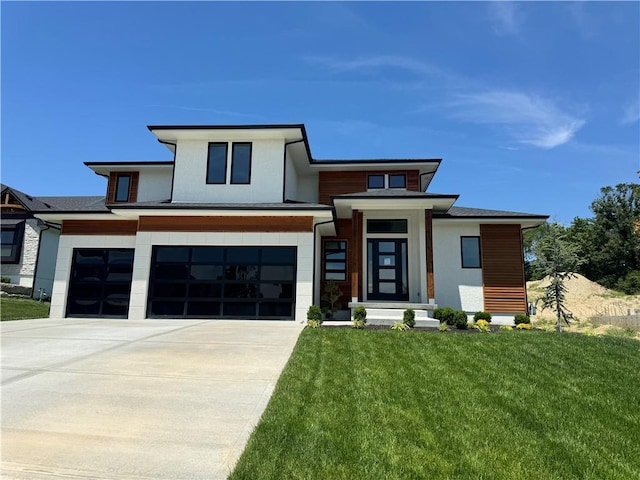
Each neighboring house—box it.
[32,124,547,324]
[1,183,104,299]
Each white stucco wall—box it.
[137,169,173,202]
[284,153,298,202]
[432,221,484,312]
[2,219,40,288]
[32,227,60,299]
[49,235,137,318]
[296,175,319,204]
[171,139,285,203]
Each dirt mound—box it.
[527,273,640,321]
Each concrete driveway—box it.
[1,318,304,480]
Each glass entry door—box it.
[367,239,409,301]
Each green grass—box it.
[230,329,640,480]
[1,296,50,320]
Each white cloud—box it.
[488,2,523,36]
[448,91,586,149]
[620,98,640,125]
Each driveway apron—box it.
[1,318,303,480]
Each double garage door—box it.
[67,246,297,319]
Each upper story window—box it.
[461,236,481,268]
[1,220,25,264]
[367,173,406,190]
[231,143,252,184]
[115,174,131,202]
[207,142,253,185]
[207,143,228,184]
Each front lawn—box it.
[1,296,50,321]
[230,328,640,480]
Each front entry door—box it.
[367,239,409,301]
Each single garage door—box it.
[66,248,134,318]
[147,246,297,319]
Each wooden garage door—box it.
[480,224,527,313]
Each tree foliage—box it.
[532,222,584,332]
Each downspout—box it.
[312,217,336,305]
[282,139,305,203]
[31,221,61,300]
[157,140,177,202]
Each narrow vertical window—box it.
[207,143,228,184]
[231,142,252,184]
[115,174,130,202]
[461,236,481,268]
[324,240,347,281]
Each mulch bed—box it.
[322,324,518,333]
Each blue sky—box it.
[2,1,638,223]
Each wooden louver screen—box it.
[480,224,527,313]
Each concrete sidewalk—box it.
[1,318,304,480]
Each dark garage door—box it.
[66,248,134,318]
[147,246,296,319]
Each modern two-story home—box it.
[33,124,547,324]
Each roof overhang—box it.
[84,161,174,176]
[332,195,458,218]
[33,212,114,222]
[433,216,548,229]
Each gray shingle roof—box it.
[36,196,108,212]
[439,206,548,218]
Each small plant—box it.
[514,314,531,325]
[453,310,469,330]
[403,309,416,328]
[391,321,409,331]
[438,322,449,332]
[433,307,456,325]
[474,319,490,333]
[321,280,343,320]
[352,306,367,329]
[516,323,532,330]
[306,305,323,328]
[0,276,11,284]
[605,327,637,339]
[473,311,492,323]
[499,325,513,331]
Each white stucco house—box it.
[30,124,547,324]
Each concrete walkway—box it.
[1,318,304,480]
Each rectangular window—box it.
[0,221,24,264]
[114,174,131,202]
[367,219,408,234]
[388,174,406,189]
[367,174,385,189]
[324,240,347,281]
[231,142,252,184]
[207,143,228,184]
[461,236,481,268]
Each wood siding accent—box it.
[106,171,139,204]
[61,220,138,236]
[352,210,363,300]
[425,209,435,300]
[137,216,313,232]
[318,170,420,205]
[480,224,527,313]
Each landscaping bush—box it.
[433,307,456,325]
[516,323,532,330]
[403,308,416,328]
[438,322,449,332]
[391,321,409,331]
[616,270,640,295]
[453,310,469,330]
[473,311,492,323]
[1,276,11,284]
[474,319,490,333]
[306,305,323,328]
[499,325,513,331]
[352,306,367,329]
[514,314,531,325]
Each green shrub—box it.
[438,322,449,332]
[616,271,640,295]
[433,307,456,325]
[514,314,531,325]
[403,309,416,328]
[499,325,513,331]
[391,321,409,331]
[306,305,323,328]
[0,277,11,284]
[473,311,492,323]
[453,310,469,330]
[352,306,367,329]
